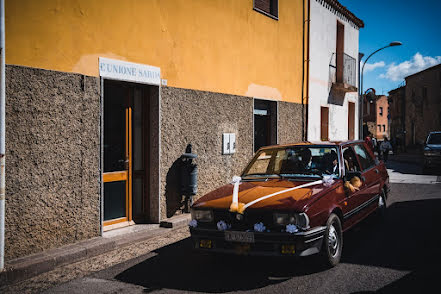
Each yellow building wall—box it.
[6,0,305,103]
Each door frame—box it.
[100,77,162,235]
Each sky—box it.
[339,0,441,95]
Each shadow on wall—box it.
[327,87,345,106]
[165,158,183,218]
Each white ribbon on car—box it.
[229,175,334,214]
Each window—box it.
[343,147,360,172]
[379,107,383,116]
[354,144,375,171]
[383,125,386,132]
[254,0,278,19]
[378,124,381,132]
[336,21,345,83]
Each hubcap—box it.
[379,195,385,208]
[328,224,339,257]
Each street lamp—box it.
[359,41,402,139]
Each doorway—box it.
[254,99,277,152]
[321,106,329,141]
[348,102,355,140]
[103,80,152,227]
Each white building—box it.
[308,0,364,142]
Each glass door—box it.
[103,81,132,226]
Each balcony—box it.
[329,53,357,95]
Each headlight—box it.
[191,209,213,222]
[274,212,309,229]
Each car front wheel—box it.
[320,213,343,267]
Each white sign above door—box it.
[99,57,160,86]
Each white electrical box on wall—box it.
[222,133,236,155]
[229,133,236,154]
[223,133,230,155]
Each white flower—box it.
[217,220,230,231]
[254,222,266,232]
[286,224,299,234]
[322,175,335,187]
[188,219,198,228]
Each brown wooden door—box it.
[321,106,329,141]
[103,82,132,226]
[348,102,355,140]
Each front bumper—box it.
[424,155,441,168]
[190,226,326,257]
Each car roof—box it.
[259,140,364,150]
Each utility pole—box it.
[0,0,5,270]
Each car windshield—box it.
[242,146,340,179]
[427,133,441,144]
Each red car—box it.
[189,141,390,267]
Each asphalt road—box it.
[42,161,441,294]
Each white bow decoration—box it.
[229,175,335,215]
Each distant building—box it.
[308,0,364,142]
[375,95,389,140]
[388,64,441,148]
[388,86,405,149]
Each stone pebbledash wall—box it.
[160,87,254,218]
[5,65,101,260]
[278,101,303,145]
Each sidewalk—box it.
[388,151,423,165]
[377,148,423,165]
[0,214,191,287]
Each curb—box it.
[0,214,190,286]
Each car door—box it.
[353,143,381,216]
[341,145,365,227]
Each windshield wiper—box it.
[300,169,323,177]
[242,174,280,180]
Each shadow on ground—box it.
[344,198,441,293]
[113,238,328,293]
[386,160,441,176]
[111,198,441,293]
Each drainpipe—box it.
[305,0,310,141]
[301,0,310,142]
[0,0,5,270]
[301,0,305,141]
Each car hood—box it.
[192,178,340,211]
[426,144,441,150]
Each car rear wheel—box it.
[320,213,343,267]
[377,190,387,218]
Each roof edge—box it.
[323,0,364,28]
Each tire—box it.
[320,213,343,267]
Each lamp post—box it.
[359,41,402,139]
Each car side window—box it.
[354,144,375,171]
[342,147,360,173]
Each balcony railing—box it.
[329,53,357,88]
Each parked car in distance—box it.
[189,141,390,267]
[423,131,441,170]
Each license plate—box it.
[225,231,255,243]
